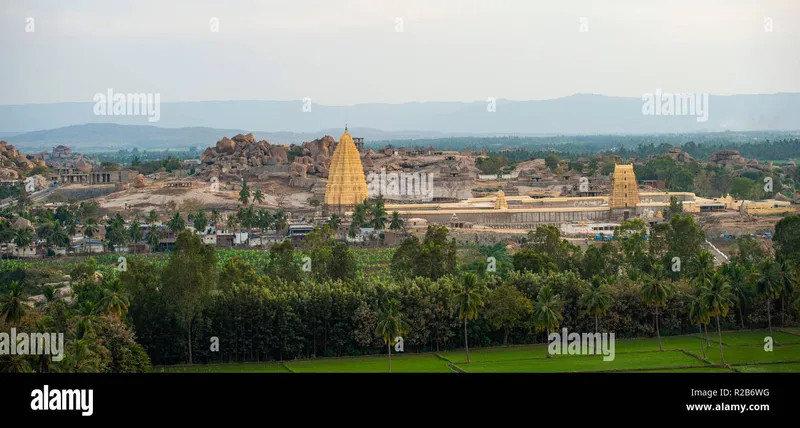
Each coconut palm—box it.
[273,209,288,234]
[128,217,143,243]
[0,354,33,373]
[328,214,341,231]
[352,203,367,228]
[722,263,751,329]
[453,272,484,363]
[147,209,159,226]
[688,291,710,360]
[700,273,735,365]
[374,299,411,372]
[238,181,251,205]
[688,251,715,283]
[98,279,130,319]
[210,210,221,227]
[370,196,387,230]
[47,223,70,250]
[754,259,782,342]
[533,285,564,358]
[167,212,185,234]
[0,281,27,325]
[13,227,34,248]
[226,215,239,233]
[641,262,670,351]
[36,285,60,314]
[776,256,797,327]
[389,211,405,233]
[252,188,265,205]
[579,276,615,347]
[83,218,99,237]
[193,211,208,233]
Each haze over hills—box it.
[5,93,800,133]
[2,93,799,151]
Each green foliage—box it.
[390,226,457,280]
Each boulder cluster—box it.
[289,135,337,178]
[201,133,288,170]
[0,140,35,170]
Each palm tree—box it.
[776,256,797,328]
[273,209,288,234]
[579,276,615,350]
[374,299,411,372]
[47,223,70,250]
[128,217,143,243]
[688,251,715,282]
[167,212,185,234]
[98,279,130,319]
[328,214,341,231]
[13,228,34,257]
[0,354,33,373]
[370,197,387,230]
[0,281,27,325]
[147,209,159,226]
[352,203,367,228]
[641,262,670,351]
[193,211,208,233]
[238,181,251,205]
[754,259,782,342]
[36,285,61,314]
[389,211,404,233]
[688,291,710,360]
[83,218,99,237]
[453,272,484,363]
[533,285,564,358]
[722,263,750,329]
[210,210,221,227]
[700,273,735,365]
[226,214,239,233]
[252,188,265,205]
[147,226,163,252]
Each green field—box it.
[735,363,800,373]
[286,354,453,373]
[155,330,800,373]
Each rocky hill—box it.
[0,140,45,180]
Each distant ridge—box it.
[2,93,799,137]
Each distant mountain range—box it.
[2,93,799,151]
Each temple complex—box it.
[324,127,369,212]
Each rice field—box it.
[155,329,800,373]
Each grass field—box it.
[155,329,800,373]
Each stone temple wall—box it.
[399,208,609,228]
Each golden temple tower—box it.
[609,163,638,220]
[494,190,508,209]
[325,126,368,211]
[609,164,638,209]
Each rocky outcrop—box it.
[52,145,72,158]
[710,150,746,168]
[0,168,18,179]
[133,174,147,188]
[12,217,33,231]
[75,159,93,173]
[200,133,289,174]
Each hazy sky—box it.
[1,0,798,105]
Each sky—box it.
[1,0,799,105]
